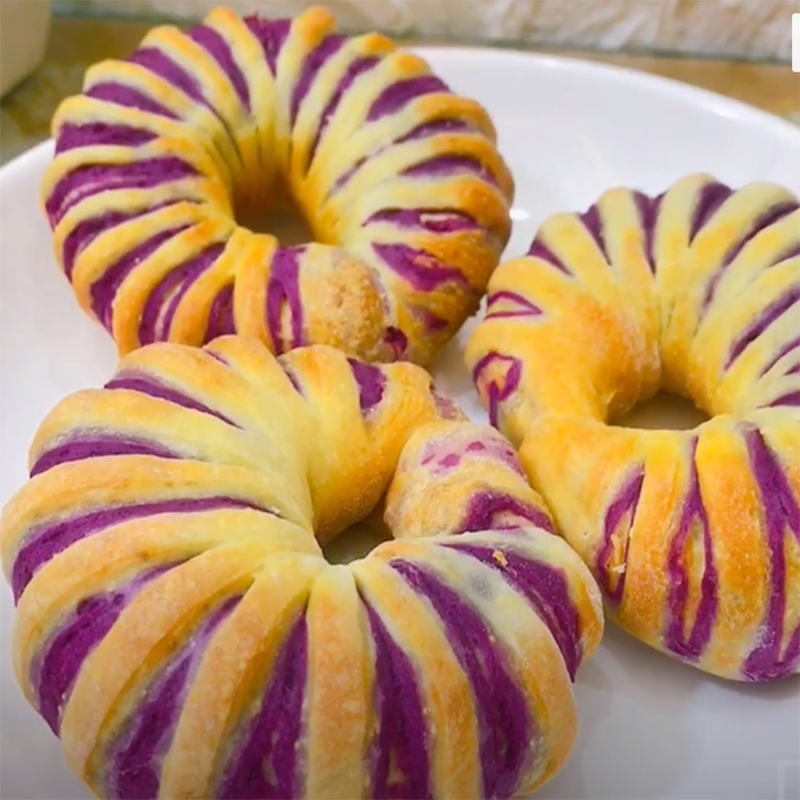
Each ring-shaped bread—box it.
[1,337,602,799]
[466,173,800,682]
[41,6,513,366]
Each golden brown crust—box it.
[467,174,800,681]
[1,337,602,799]
[42,6,513,365]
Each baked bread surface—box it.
[41,6,513,366]
[467,173,800,681]
[1,337,602,799]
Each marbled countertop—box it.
[1,14,798,167]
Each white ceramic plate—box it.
[1,47,799,800]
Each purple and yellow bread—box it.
[0,336,602,799]
[466,173,800,682]
[41,6,513,366]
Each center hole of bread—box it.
[322,506,393,565]
[235,195,315,246]
[612,391,710,431]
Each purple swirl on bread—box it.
[1,338,604,798]
[466,173,800,681]
[42,6,513,366]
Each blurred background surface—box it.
[54,0,795,61]
[1,0,797,166]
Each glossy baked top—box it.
[1,337,602,799]
[42,6,513,365]
[467,173,800,681]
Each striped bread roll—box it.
[466,173,800,681]
[1,336,602,799]
[41,6,513,366]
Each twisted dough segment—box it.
[1,337,601,800]
[41,6,513,366]
[466,173,800,681]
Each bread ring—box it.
[41,6,513,366]
[466,173,800,681]
[1,337,602,799]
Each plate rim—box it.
[413,45,800,143]
[1,45,797,179]
[1,41,799,800]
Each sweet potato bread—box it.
[466,173,800,681]
[1,337,602,799]
[41,6,513,365]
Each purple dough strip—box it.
[767,390,800,407]
[741,427,800,680]
[188,24,250,110]
[391,560,531,799]
[161,246,226,339]
[61,202,184,281]
[347,359,386,413]
[31,562,180,735]
[90,225,191,332]
[437,453,461,469]
[56,123,156,154]
[128,46,243,169]
[412,308,448,333]
[366,208,479,234]
[105,370,239,427]
[702,201,799,312]
[86,83,177,119]
[725,284,800,369]
[579,204,610,264]
[324,118,471,197]
[205,350,231,367]
[771,242,800,266]
[105,595,241,800]
[361,598,433,800]
[244,16,291,75]
[328,157,367,197]
[12,496,270,603]
[460,490,554,535]
[130,48,205,104]
[430,387,461,421]
[395,118,472,146]
[485,290,542,321]
[383,326,409,358]
[30,435,180,477]
[266,247,305,355]
[63,211,135,280]
[444,544,583,681]
[633,191,665,273]
[372,243,468,292]
[138,243,226,345]
[526,236,571,275]
[402,155,497,187]
[689,181,733,243]
[470,352,522,429]
[421,437,525,478]
[464,440,524,477]
[367,76,449,122]
[47,159,197,227]
[663,440,719,661]
[760,336,800,377]
[203,283,236,343]
[306,56,379,170]
[217,614,308,799]
[595,469,644,607]
[290,34,345,127]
